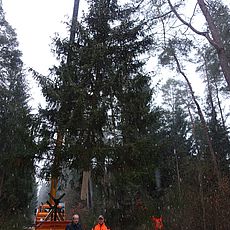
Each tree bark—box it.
[198,169,207,230]
[167,0,230,90]
[0,169,4,198]
[172,51,221,183]
[197,0,230,90]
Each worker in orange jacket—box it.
[92,215,110,230]
[151,216,163,230]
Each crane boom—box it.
[35,1,80,229]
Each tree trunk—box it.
[214,81,225,128]
[172,51,221,183]
[0,169,4,198]
[167,0,230,90]
[198,166,207,230]
[197,0,230,90]
[203,55,217,122]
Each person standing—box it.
[92,215,110,230]
[151,216,163,230]
[66,214,83,230]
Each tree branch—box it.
[167,0,207,35]
[167,0,217,46]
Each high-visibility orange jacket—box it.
[92,223,110,230]
[151,216,163,230]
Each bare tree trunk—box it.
[203,55,217,122]
[214,80,226,130]
[202,49,226,129]
[172,51,221,183]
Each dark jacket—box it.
[66,222,83,230]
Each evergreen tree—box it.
[0,3,37,229]
[35,0,157,228]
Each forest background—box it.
[1,0,230,230]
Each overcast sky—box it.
[2,0,87,108]
[2,0,84,73]
[2,1,230,110]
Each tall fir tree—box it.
[35,0,160,228]
[0,3,37,229]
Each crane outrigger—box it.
[35,193,69,230]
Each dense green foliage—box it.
[35,0,159,228]
[0,3,37,230]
